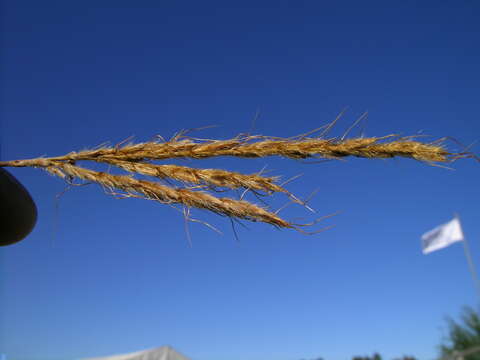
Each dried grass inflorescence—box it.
[0,128,465,232]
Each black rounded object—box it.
[0,168,37,246]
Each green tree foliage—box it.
[440,306,480,359]
[351,353,417,360]
[352,353,382,360]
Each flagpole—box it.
[455,214,480,306]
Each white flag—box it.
[421,217,464,254]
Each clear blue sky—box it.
[1,1,479,360]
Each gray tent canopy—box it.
[83,345,190,360]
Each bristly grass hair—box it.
[0,118,475,234]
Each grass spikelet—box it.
[0,125,470,232]
[45,162,292,228]
[0,134,454,165]
[32,135,451,163]
[104,160,287,194]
